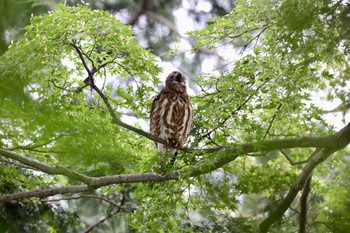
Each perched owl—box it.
[150,71,193,165]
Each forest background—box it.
[0,0,350,232]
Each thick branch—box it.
[299,174,312,233]
[0,185,90,202]
[259,149,327,233]
[0,173,178,202]
[0,148,92,184]
[259,122,350,233]
[0,134,341,182]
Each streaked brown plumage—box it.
[150,71,193,164]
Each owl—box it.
[150,71,193,165]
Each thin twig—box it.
[82,207,122,233]
[115,61,140,89]
[70,40,175,148]
[41,194,129,212]
[0,158,40,171]
[289,206,301,215]
[81,189,128,233]
[8,133,70,151]
[200,78,270,141]
[239,26,269,55]
[263,103,283,140]
[280,149,309,166]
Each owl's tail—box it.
[157,143,178,165]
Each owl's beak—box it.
[176,81,186,86]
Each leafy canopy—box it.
[0,1,350,232]
[191,0,349,148]
[0,3,161,176]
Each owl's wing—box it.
[150,95,158,122]
[150,93,162,143]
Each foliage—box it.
[0,0,350,232]
[0,0,50,55]
[191,0,349,146]
[1,3,160,168]
[0,3,160,231]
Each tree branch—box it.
[263,103,283,140]
[128,0,149,26]
[259,122,350,233]
[3,40,350,205]
[280,149,308,166]
[239,25,269,54]
[87,81,171,146]
[82,208,121,233]
[70,39,174,148]
[82,191,127,233]
[0,147,92,184]
[0,185,90,202]
[299,174,312,233]
[71,42,94,80]
[1,122,349,202]
[8,133,70,151]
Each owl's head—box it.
[165,71,186,87]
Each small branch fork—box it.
[239,25,269,55]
